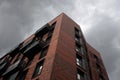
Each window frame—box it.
[32,60,44,78]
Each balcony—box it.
[0,58,5,65]
[0,62,7,70]
[20,39,45,53]
[0,61,9,75]
[9,46,19,57]
[35,23,50,37]
[20,40,45,60]
[20,39,33,52]
[2,59,26,76]
[0,57,11,70]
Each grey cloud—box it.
[0,0,120,80]
[0,0,75,57]
[85,13,120,79]
[0,0,34,56]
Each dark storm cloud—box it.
[0,0,120,80]
[0,0,75,57]
[0,0,34,56]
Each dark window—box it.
[99,75,104,80]
[49,22,56,32]
[79,38,83,45]
[76,55,86,69]
[75,28,80,38]
[20,38,35,53]
[46,35,52,43]
[42,33,48,42]
[96,64,102,75]
[94,55,99,63]
[76,44,83,54]
[77,69,84,80]
[8,71,19,80]
[39,46,49,59]
[76,55,82,67]
[35,23,50,38]
[75,27,79,33]
[32,60,44,78]
[75,37,79,42]
[77,69,88,80]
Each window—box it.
[99,75,104,80]
[79,31,82,37]
[76,43,80,50]
[76,46,84,54]
[94,55,99,63]
[75,37,79,42]
[79,38,83,45]
[96,64,102,74]
[76,55,86,69]
[75,28,80,39]
[77,69,84,80]
[82,59,86,69]
[84,74,88,80]
[97,68,101,73]
[8,71,19,80]
[75,27,79,33]
[49,22,56,32]
[32,60,44,78]
[76,56,82,67]
[42,33,48,42]
[39,46,49,59]
[46,34,52,43]
[77,69,88,80]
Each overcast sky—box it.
[0,0,120,80]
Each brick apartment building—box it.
[0,13,109,80]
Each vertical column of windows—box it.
[75,27,88,80]
[75,28,84,55]
[32,22,56,79]
[94,55,104,80]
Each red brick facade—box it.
[0,13,109,80]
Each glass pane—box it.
[9,72,19,80]
[38,66,43,74]
[77,73,81,80]
[0,62,7,69]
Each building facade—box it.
[0,13,109,80]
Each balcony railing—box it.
[0,62,7,70]
[8,43,23,57]
[35,23,50,37]
[24,40,45,54]
[2,60,26,76]
[0,58,5,65]
[0,58,11,71]
[20,39,33,52]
